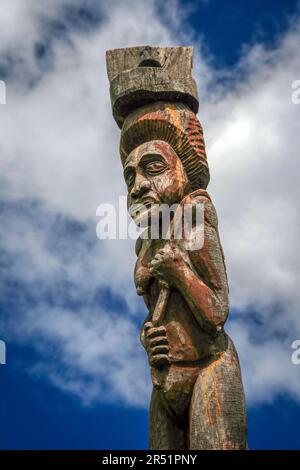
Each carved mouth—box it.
[129,199,159,226]
[130,198,158,213]
[129,203,151,219]
[140,198,159,207]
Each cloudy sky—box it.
[0,0,300,449]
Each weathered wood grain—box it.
[106,45,247,450]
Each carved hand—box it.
[149,242,186,285]
[143,321,170,368]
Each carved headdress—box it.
[106,46,210,189]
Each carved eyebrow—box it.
[140,153,166,165]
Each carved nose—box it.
[131,178,151,200]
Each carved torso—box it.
[135,190,229,364]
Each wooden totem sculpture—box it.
[106,46,247,450]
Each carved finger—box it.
[149,266,162,276]
[146,326,167,339]
[149,345,169,357]
[148,336,168,348]
[149,267,161,276]
[144,321,153,331]
[149,354,170,368]
[149,266,154,275]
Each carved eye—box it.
[143,160,167,175]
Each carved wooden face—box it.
[124,140,190,219]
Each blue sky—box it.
[185,0,299,67]
[0,0,300,450]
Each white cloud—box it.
[1,0,300,408]
[22,305,150,407]
[201,22,300,405]
[0,0,186,406]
